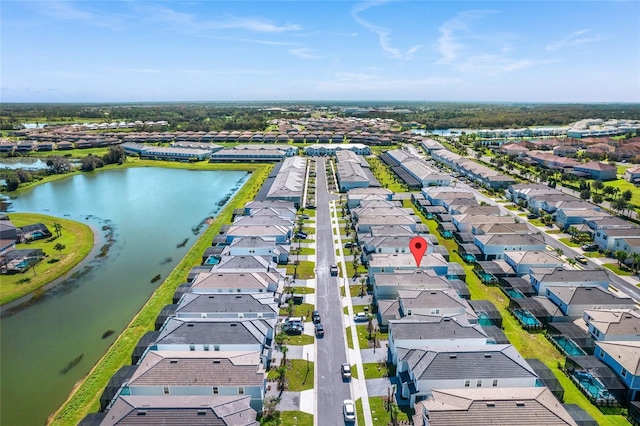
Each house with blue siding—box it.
[595,341,640,401]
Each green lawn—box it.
[369,397,413,426]
[286,260,315,279]
[280,333,315,346]
[2,213,94,305]
[279,303,316,320]
[346,327,354,349]
[287,286,315,294]
[292,247,315,256]
[268,359,314,392]
[558,237,580,247]
[362,362,389,379]
[602,263,635,276]
[367,157,408,193]
[279,411,313,426]
[604,178,640,205]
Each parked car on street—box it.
[341,363,352,380]
[312,310,321,324]
[575,254,588,264]
[582,244,598,251]
[330,264,339,276]
[343,400,356,422]
[315,323,324,337]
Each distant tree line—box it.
[2,102,639,132]
[1,146,126,191]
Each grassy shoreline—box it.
[47,161,271,425]
[1,213,94,306]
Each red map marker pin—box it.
[410,236,428,268]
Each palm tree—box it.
[630,253,640,275]
[567,226,579,242]
[53,222,62,237]
[614,250,629,268]
[53,243,66,258]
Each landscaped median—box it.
[48,163,272,425]
[2,213,93,306]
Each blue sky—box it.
[2,1,639,103]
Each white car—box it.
[354,312,369,322]
[341,363,352,380]
[343,399,356,422]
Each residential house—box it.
[573,161,617,181]
[529,267,609,296]
[624,166,640,184]
[173,293,279,320]
[265,156,306,207]
[221,225,291,244]
[545,286,635,319]
[346,187,393,209]
[149,317,275,368]
[583,309,640,342]
[473,233,546,261]
[121,350,266,411]
[190,270,282,295]
[595,341,640,401]
[372,270,452,301]
[221,236,290,264]
[90,395,259,425]
[453,213,513,233]
[367,252,449,279]
[412,387,578,426]
[472,222,532,235]
[388,317,488,364]
[594,226,640,251]
[555,207,609,230]
[397,289,476,321]
[397,344,538,408]
[501,143,529,157]
[504,251,564,275]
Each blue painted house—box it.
[595,341,640,401]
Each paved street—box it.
[313,157,353,425]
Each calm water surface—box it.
[0,167,249,425]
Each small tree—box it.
[53,243,66,258]
[614,250,629,268]
[53,222,62,237]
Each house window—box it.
[430,309,440,315]
[189,344,195,351]
[464,380,470,388]
[492,379,498,387]
[622,369,628,377]
[476,380,483,387]
[238,387,245,395]
[163,386,170,395]
[214,345,220,351]
[204,345,209,351]
[599,350,604,358]
[213,387,219,395]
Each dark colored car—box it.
[283,324,303,335]
[314,323,324,337]
[312,310,321,324]
[330,264,338,276]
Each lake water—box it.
[0,167,249,426]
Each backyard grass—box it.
[49,163,272,425]
[603,178,640,205]
[367,157,408,193]
[268,359,314,392]
[2,213,94,306]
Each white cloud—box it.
[436,10,495,64]
[289,48,321,59]
[351,1,421,60]
[42,0,125,30]
[545,29,606,51]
